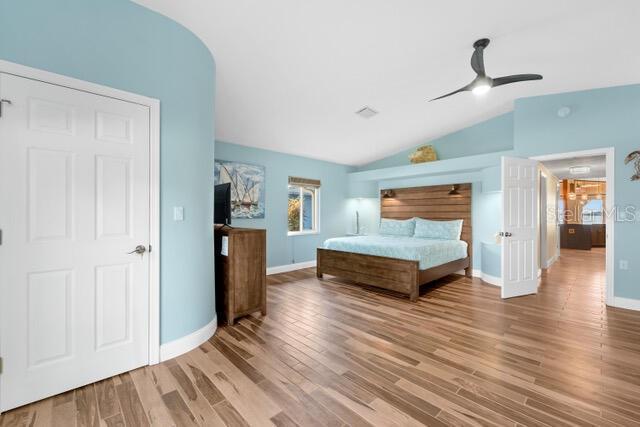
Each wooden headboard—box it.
[380,183,473,264]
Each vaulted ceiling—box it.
[135,0,640,165]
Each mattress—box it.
[323,235,468,270]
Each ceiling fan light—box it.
[472,84,491,95]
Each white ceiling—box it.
[135,0,640,166]
[542,155,606,180]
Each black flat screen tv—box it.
[214,183,232,225]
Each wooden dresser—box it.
[214,226,266,325]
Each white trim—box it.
[287,184,320,236]
[160,316,217,362]
[287,231,320,237]
[267,260,317,275]
[611,297,640,311]
[472,269,503,287]
[148,92,161,365]
[0,61,162,370]
[544,252,560,269]
[0,60,159,107]
[531,147,615,306]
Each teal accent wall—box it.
[0,0,216,343]
[215,141,353,267]
[359,112,514,171]
[514,84,640,299]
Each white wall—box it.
[540,165,560,268]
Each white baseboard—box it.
[267,260,316,275]
[611,297,640,311]
[159,316,217,362]
[472,269,502,287]
[544,252,559,269]
[481,272,503,287]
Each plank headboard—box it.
[380,183,473,266]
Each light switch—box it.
[620,260,629,270]
[173,206,184,221]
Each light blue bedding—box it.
[323,235,468,270]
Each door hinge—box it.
[0,99,12,118]
[0,356,3,374]
[148,244,152,253]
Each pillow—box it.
[379,218,415,237]
[413,218,463,240]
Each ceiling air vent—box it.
[355,106,378,119]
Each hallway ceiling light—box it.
[569,166,591,175]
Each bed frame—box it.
[317,183,472,301]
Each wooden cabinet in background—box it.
[214,226,266,325]
[591,224,606,247]
[560,224,592,250]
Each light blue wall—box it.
[359,112,514,171]
[0,0,216,343]
[215,141,353,267]
[352,84,640,299]
[514,84,640,299]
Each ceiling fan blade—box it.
[429,83,472,101]
[492,74,543,87]
[470,47,485,76]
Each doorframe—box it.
[530,147,615,306]
[0,61,162,372]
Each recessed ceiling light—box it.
[557,106,572,118]
[355,106,378,119]
[569,166,591,175]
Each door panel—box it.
[501,156,539,299]
[0,73,151,411]
[28,148,75,242]
[27,269,74,367]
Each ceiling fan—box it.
[430,38,542,101]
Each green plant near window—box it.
[288,197,300,231]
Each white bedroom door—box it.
[0,73,150,411]
[501,156,539,298]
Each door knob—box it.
[127,245,147,255]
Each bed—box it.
[316,183,472,301]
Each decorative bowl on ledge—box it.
[409,145,438,164]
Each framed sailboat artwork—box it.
[214,160,266,219]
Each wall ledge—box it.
[350,150,513,183]
[159,316,217,362]
[611,297,640,311]
[267,260,317,275]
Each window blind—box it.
[288,176,321,187]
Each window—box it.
[582,199,604,224]
[288,177,320,235]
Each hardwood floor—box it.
[3,247,640,426]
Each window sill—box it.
[288,231,319,237]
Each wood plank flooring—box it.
[3,248,640,426]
